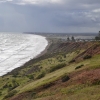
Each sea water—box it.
[0,32,48,76]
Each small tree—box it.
[71,36,75,42]
[67,37,70,42]
[95,36,100,40]
[95,31,100,40]
[99,31,100,37]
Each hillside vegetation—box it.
[0,38,100,100]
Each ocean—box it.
[0,32,48,76]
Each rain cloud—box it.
[0,0,100,33]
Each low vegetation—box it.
[4,90,17,99]
[83,55,92,59]
[49,63,66,72]
[61,74,70,82]
[36,71,46,79]
[0,39,100,100]
[75,64,84,70]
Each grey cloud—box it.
[0,0,100,33]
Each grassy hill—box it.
[0,37,100,100]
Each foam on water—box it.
[0,33,48,76]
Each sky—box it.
[0,0,100,33]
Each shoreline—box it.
[4,36,52,76]
[34,37,52,59]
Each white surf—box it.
[0,33,48,76]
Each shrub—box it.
[63,54,66,58]
[0,91,2,96]
[61,74,70,82]
[12,72,18,77]
[92,79,100,85]
[58,59,64,62]
[8,85,19,92]
[75,64,84,70]
[31,92,36,97]
[49,63,66,72]
[4,90,17,99]
[36,71,45,79]
[3,84,8,88]
[69,59,75,63]
[83,55,92,59]
[27,74,34,79]
[95,36,100,40]
[43,82,55,89]
[7,80,19,92]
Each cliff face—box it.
[51,41,100,62]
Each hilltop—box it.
[0,34,100,100]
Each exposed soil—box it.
[9,68,100,100]
[74,43,100,62]
[70,69,100,85]
[7,41,100,100]
[5,41,96,76]
[8,92,31,100]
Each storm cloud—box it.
[0,0,100,33]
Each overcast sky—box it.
[0,0,100,33]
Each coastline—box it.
[4,36,51,76]
[1,33,100,100]
[34,37,52,59]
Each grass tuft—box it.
[49,63,66,72]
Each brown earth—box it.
[6,41,96,76]
[73,43,100,62]
[8,41,100,100]
[9,68,100,100]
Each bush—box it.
[43,82,55,89]
[0,91,2,96]
[63,54,66,58]
[3,84,8,88]
[95,36,100,40]
[12,72,18,77]
[31,92,36,97]
[8,80,19,92]
[8,85,18,92]
[61,74,70,82]
[49,63,66,72]
[36,71,45,79]
[92,79,100,85]
[4,90,17,99]
[69,59,75,63]
[27,74,34,79]
[58,59,64,62]
[75,64,84,70]
[83,55,92,59]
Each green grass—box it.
[70,85,100,100]
[17,64,76,93]
[33,85,100,100]
[30,53,100,100]
[81,54,100,69]
[49,63,66,72]
[0,52,78,99]
[2,53,100,97]
[0,44,100,99]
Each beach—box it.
[0,33,48,76]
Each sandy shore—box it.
[5,36,51,76]
[34,37,52,59]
